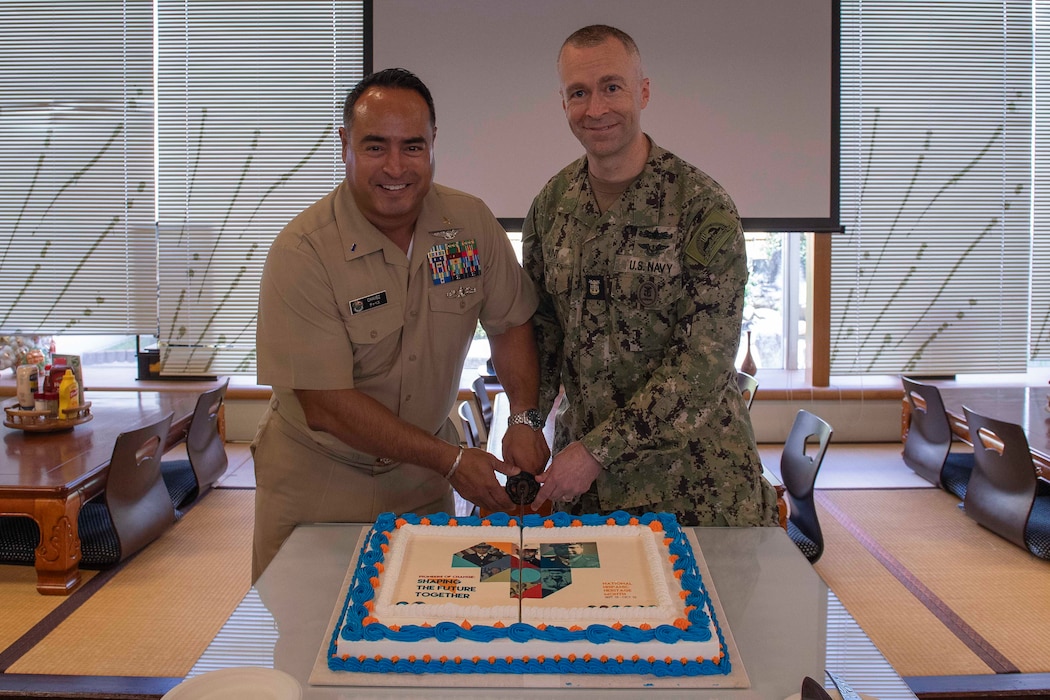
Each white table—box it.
[191,522,916,698]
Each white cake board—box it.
[309,529,749,689]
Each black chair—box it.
[471,376,493,431]
[962,407,1050,560]
[458,399,481,449]
[0,412,177,568]
[781,410,833,564]
[736,371,758,410]
[901,376,975,498]
[161,379,229,511]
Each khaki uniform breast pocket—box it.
[345,302,404,376]
[427,285,484,318]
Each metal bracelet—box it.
[445,446,464,480]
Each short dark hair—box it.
[342,68,436,129]
[560,24,640,61]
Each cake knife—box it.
[825,669,862,700]
[801,676,833,700]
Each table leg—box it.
[32,494,83,595]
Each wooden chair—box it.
[736,371,758,410]
[471,376,494,431]
[458,399,481,449]
[161,379,229,511]
[781,410,833,564]
[901,376,975,498]
[0,412,177,568]
[962,407,1050,560]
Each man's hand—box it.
[532,441,601,509]
[501,424,551,475]
[448,448,521,513]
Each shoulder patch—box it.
[684,210,738,266]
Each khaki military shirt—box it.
[522,140,777,526]
[257,181,537,465]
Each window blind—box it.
[0,2,156,336]
[1034,3,1050,364]
[156,1,364,376]
[834,0,1033,375]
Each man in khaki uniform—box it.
[253,68,550,581]
[524,26,778,527]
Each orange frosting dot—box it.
[606,518,616,526]
[389,625,401,631]
[362,616,378,625]
[615,655,624,663]
[537,623,548,630]
[374,654,383,661]
[369,577,380,588]
[569,625,582,632]
[679,591,689,600]
[375,562,384,573]
[639,623,651,630]
[673,618,689,630]
[714,654,722,665]
[356,655,365,661]
[571,519,582,527]
[680,657,689,665]
[648,656,657,663]
[629,517,639,525]
[461,620,472,629]
[508,519,518,527]
[423,654,432,663]
[648,521,663,532]
[569,654,578,662]
[453,656,462,664]
[522,655,530,663]
[668,554,679,564]
[481,519,491,526]
[583,654,592,662]
[408,655,416,662]
[612,622,623,630]
[420,517,431,526]
[488,656,497,664]
[421,622,432,627]
[493,621,506,628]
[449,518,458,526]
[505,656,514,664]
[439,655,449,663]
[364,600,374,611]
[684,605,696,613]
[391,655,400,663]
[537,655,546,663]
[379,543,389,553]
[395,518,407,528]
[543,520,555,528]
[663,656,673,664]
[631,654,640,662]
[553,655,562,662]
[674,569,684,579]
[600,655,608,663]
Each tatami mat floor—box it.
[210,440,931,491]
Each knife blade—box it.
[826,669,862,700]
[801,676,833,700]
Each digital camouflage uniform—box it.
[522,139,778,527]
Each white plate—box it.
[163,667,302,700]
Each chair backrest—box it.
[471,376,493,430]
[781,410,833,557]
[103,412,177,560]
[736,371,758,410]
[458,400,481,449]
[901,376,953,484]
[962,406,1037,550]
[185,378,230,489]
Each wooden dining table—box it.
[902,384,1050,481]
[1,389,207,594]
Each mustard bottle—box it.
[58,369,79,418]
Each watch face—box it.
[524,409,543,430]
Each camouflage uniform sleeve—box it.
[579,203,748,468]
[522,192,565,419]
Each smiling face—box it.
[340,86,435,239]
[558,36,649,173]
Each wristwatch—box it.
[508,408,544,431]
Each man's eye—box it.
[607,85,621,93]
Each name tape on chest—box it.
[349,290,388,315]
[428,239,481,286]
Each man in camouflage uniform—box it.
[523,24,778,527]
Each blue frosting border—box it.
[327,511,731,676]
